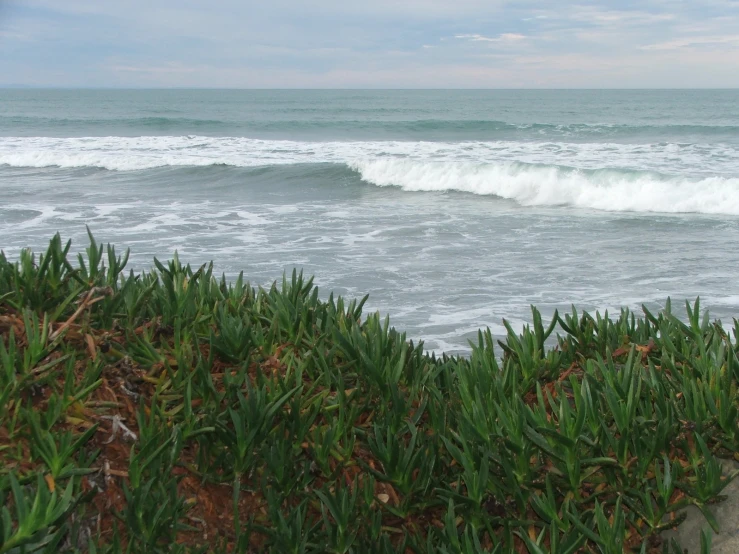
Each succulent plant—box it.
[0,232,737,553]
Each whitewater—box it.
[2,135,739,215]
[2,89,739,353]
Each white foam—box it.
[2,135,739,215]
[351,159,739,215]
[236,211,273,225]
[12,206,60,229]
[268,205,300,214]
[0,135,736,175]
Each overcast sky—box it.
[1,0,738,88]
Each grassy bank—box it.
[0,231,737,553]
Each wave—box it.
[2,135,739,215]
[4,117,739,141]
[401,121,739,139]
[351,159,739,215]
[1,135,737,174]
[0,116,228,128]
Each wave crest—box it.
[2,135,739,215]
[351,159,739,215]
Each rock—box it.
[662,461,739,553]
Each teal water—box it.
[1,89,738,352]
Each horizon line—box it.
[2,86,739,91]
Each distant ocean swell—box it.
[3,117,739,140]
[2,135,739,215]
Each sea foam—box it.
[351,159,739,215]
[2,135,738,215]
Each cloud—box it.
[111,64,200,74]
[641,35,739,50]
[0,0,738,87]
[568,8,675,25]
[454,33,526,43]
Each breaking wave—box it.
[351,159,739,215]
[2,135,739,215]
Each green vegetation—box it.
[0,231,737,553]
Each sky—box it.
[1,0,738,88]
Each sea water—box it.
[1,89,738,353]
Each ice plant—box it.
[0,232,737,553]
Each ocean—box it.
[1,89,738,353]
